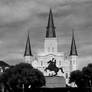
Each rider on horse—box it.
[44,58,64,76]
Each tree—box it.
[69,70,86,88]
[82,64,92,87]
[0,63,46,92]
[69,63,92,88]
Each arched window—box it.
[41,61,43,66]
[59,61,61,65]
[66,73,68,79]
[52,47,54,52]
[48,47,50,52]
[73,60,76,64]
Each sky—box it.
[0,0,92,69]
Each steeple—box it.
[24,32,32,56]
[69,30,78,56]
[46,9,56,38]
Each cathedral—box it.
[24,9,78,85]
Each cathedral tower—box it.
[24,32,33,64]
[44,9,57,54]
[69,30,78,72]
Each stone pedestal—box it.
[44,76,66,88]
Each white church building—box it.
[24,9,78,85]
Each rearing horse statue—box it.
[44,58,64,76]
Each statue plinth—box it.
[44,76,66,88]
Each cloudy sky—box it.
[0,0,92,69]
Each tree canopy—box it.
[0,63,46,92]
[69,63,92,88]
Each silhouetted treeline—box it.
[69,63,92,89]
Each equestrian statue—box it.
[44,58,64,76]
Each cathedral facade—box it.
[24,9,78,85]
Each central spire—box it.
[46,9,56,38]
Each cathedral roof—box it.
[46,9,56,38]
[24,32,32,56]
[69,30,78,56]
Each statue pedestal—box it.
[44,76,66,88]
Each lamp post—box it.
[22,84,24,92]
